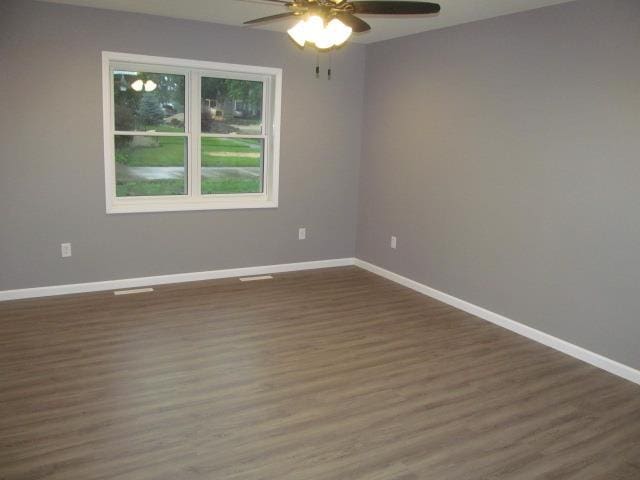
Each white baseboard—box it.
[354,258,640,386]
[4,256,638,386]
[0,258,355,302]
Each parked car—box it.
[162,103,176,115]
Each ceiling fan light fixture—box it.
[287,15,352,50]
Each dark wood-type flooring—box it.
[1,267,639,479]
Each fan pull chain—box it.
[312,53,334,80]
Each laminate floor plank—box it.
[1,267,638,479]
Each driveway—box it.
[117,165,261,181]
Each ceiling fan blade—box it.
[244,12,296,24]
[236,0,290,4]
[351,1,440,15]
[336,13,371,32]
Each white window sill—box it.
[107,198,278,214]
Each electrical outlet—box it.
[61,243,72,258]
[390,236,397,249]
[298,227,306,240]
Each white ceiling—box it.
[38,0,578,44]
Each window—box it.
[102,52,281,213]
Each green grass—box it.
[202,138,261,167]
[116,178,261,197]
[115,136,185,167]
[115,136,261,167]
[202,177,261,194]
[153,125,184,133]
[116,179,185,196]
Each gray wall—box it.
[2,0,638,370]
[357,0,640,369]
[0,0,365,290]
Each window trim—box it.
[102,51,282,214]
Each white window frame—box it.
[102,51,282,214]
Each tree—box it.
[201,78,262,115]
[137,92,164,127]
[114,104,135,132]
[225,79,262,109]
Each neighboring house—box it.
[203,98,260,120]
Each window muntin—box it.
[103,52,281,213]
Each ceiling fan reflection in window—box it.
[243,0,441,50]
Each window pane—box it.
[201,137,263,194]
[113,71,185,132]
[115,135,187,197]
[201,77,263,135]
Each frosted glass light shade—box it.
[314,26,334,50]
[306,15,325,40]
[327,18,352,46]
[287,20,307,47]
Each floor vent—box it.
[239,275,274,282]
[114,287,154,296]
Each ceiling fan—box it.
[243,0,441,50]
